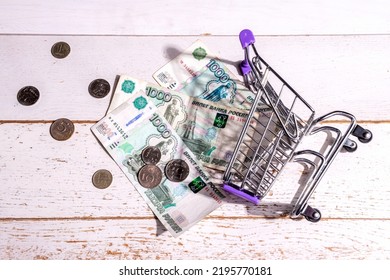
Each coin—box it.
[165,159,190,182]
[51,41,71,59]
[17,86,40,106]
[50,118,75,141]
[92,169,113,189]
[137,164,162,189]
[88,79,111,98]
[141,146,162,164]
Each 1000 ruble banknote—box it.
[108,76,255,171]
[152,40,279,175]
[92,91,225,237]
[152,40,266,110]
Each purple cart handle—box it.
[240,59,252,75]
[239,29,255,49]
[223,183,260,205]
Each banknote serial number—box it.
[211,266,272,276]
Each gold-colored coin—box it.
[92,169,113,189]
[51,41,71,59]
[50,118,74,141]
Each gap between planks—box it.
[2,33,390,37]
[1,216,389,222]
[1,120,389,124]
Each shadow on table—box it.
[164,46,243,75]
[221,157,323,220]
[154,215,168,236]
[221,130,336,220]
[104,75,121,115]
[152,45,340,231]
[222,194,294,219]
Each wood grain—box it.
[1,3,389,259]
[0,0,389,36]
[0,123,387,219]
[1,35,389,121]
[1,218,389,260]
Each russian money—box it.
[152,40,259,110]
[51,41,71,59]
[108,76,253,171]
[137,164,163,189]
[92,169,113,189]
[141,146,162,165]
[17,86,40,106]
[89,79,111,98]
[50,118,74,141]
[91,92,225,237]
[152,41,280,176]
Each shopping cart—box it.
[223,29,372,222]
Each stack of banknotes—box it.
[91,40,269,237]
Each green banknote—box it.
[108,76,254,171]
[152,40,278,176]
[92,92,225,237]
[152,40,262,110]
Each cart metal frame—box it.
[222,29,372,222]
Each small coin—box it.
[50,118,75,141]
[51,41,71,59]
[92,169,113,189]
[17,86,40,106]
[141,146,162,165]
[137,164,162,189]
[165,159,190,182]
[88,79,111,98]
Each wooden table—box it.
[1,0,389,260]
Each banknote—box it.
[152,40,280,174]
[152,40,264,110]
[107,76,254,171]
[92,92,225,237]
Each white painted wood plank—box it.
[0,0,390,36]
[0,123,387,219]
[1,35,389,120]
[1,218,389,259]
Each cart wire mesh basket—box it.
[222,29,373,222]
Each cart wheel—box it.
[343,139,358,152]
[305,208,321,223]
[358,129,372,144]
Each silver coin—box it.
[141,146,162,164]
[17,86,40,106]
[88,79,111,98]
[137,164,162,189]
[165,159,189,182]
[92,169,113,189]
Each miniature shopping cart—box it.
[223,29,372,222]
